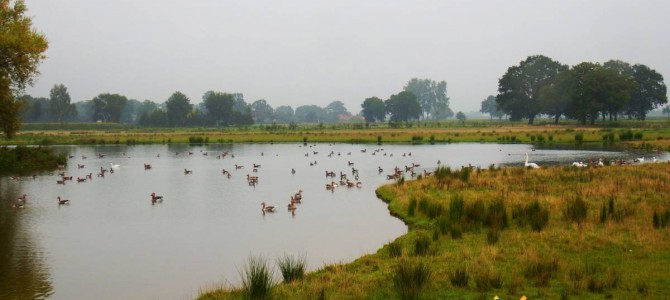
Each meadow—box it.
[199,162,670,299]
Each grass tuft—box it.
[277,254,306,283]
[240,255,276,299]
[393,260,432,300]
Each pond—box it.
[0,143,662,299]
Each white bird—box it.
[110,163,120,169]
[652,157,657,163]
[597,158,604,167]
[524,153,540,169]
[572,161,587,168]
[635,157,645,163]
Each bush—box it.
[240,255,276,299]
[277,254,306,283]
[574,132,584,143]
[393,260,432,300]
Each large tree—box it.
[324,101,350,122]
[250,99,274,124]
[166,91,192,127]
[91,93,128,122]
[203,91,234,126]
[496,55,567,124]
[385,91,422,123]
[295,105,325,123]
[273,105,294,124]
[18,95,49,122]
[48,84,76,123]
[479,95,505,120]
[403,78,451,120]
[0,0,48,138]
[626,64,667,120]
[361,96,386,123]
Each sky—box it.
[22,0,670,113]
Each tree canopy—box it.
[0,0,48,138]
[166,91,192,127]
[403,78,452,120]
[479,95,505,120]
[496,55,568,124]
[91,93,128,122]
[48,84,76,123]
[385,91,422,123]
[361,96,386,123]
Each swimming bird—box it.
[150,192,163,204]
[261,202,275,212]
[110,163,120,169]
[524,153,540,169]
[57,196,70,205]
[184,168,193,174]
[572,161,587,168]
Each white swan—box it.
[524,153,540,169]
[597,158,604,167]
[110,163,120,169]
[572,161,587,168]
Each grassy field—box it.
[6,121,670,152]
[199,163,670,299]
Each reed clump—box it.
[277,254,306,283]
[240,256,276,300]
[393,260,432,300]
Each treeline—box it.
[489,55,667,124]
[18,78,454,127]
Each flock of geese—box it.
[6,147,664,211]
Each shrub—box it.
[240,255,276,299]
[574,132,584,143]
[513,201,550,232]
[393,260,432,300]
[484,199,508,230]
[450,265,469,288]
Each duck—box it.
[57,196,70,205]
[261,202,275,212]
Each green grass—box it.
[276,254,306,283]
[239,256,276,300]
[200,162,670,299]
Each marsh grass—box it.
[240,256,276,299]
[277,254,306,283]
[387,241,403,258]
[450,265,470,288]
[393,260,432,300]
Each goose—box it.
[288,202,296,210]
[326,181,338,189]
[261,202,275,212]
[184,168,193,174]
[524,153,540,169]
[17,194,27,205]
[57,196,70,205]
[150,192,163,204]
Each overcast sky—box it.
[23,0,670,113]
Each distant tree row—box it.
[494,55,667,124]
[19,77,453,127]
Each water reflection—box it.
[0,180,53,299]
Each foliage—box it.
[403,78,452,120]
[480,95,505,120]
[0,145,66,176]
[627,64,668,120]
[48,84,77,124]
[251,99,274,124]
[166,91,192,127]
[361,96,386,123]
[91,93,128,122]
[203,91,234,126]
[0,0,48,138]
[323,101,350,123]
[496,55,568,124]
[273,105,294,123]
[455,111,466,124]
[385,91,422,122]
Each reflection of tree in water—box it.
[0,179,53,299]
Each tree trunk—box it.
[528,116,535,125]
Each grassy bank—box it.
[199,163,670,299]
[0,146,67,176]
[5,122,670,152]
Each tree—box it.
[19,95,49,122]
[91,93,128,122]
[496,55,568,124]
[324,101,350,122]
[295,105,325,123]
[456,111,466,124]
[48,84,76,123]
[361,97,386,123]
[404,78,451,120]
[250,99,274,124]
[120,99,142,124]
[663,105,670,117]
[626,64,667,120]
[385,91,422,123]
[138,109,167,127]
[479,95,505,120]
[165,91,192,126]
[0,0,48,138]
[203,91,234,126]
[538,71,572,124]
[274,105,294,123]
